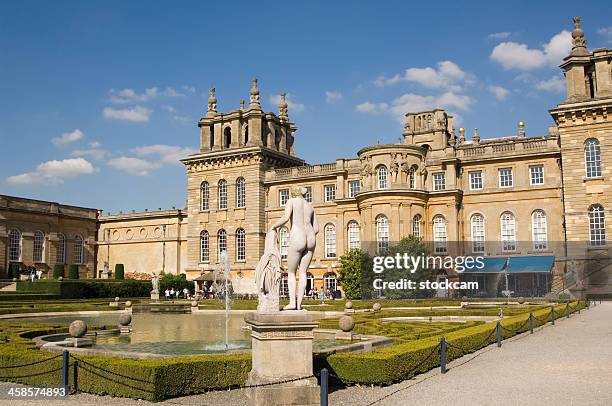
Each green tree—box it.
[52,264,64,279]
[68,264,79,279]
[338,249,371,299]
[159,273,192,293]
[115,264,125,280]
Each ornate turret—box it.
[458,127,465,144]
[570,16,589,57]
[249,78,261,110]
[518,121,526,138]
[207,87,217,116]
[472,128,480,144]
[278,92,289,122]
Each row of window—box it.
[278,272,338,296]
[199,229,246,262]
[7,230,84,264]
[200,178,246,211]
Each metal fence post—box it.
[320,368,328,406]
[566,303,570,318]
[73,361,78,394]
[61,350,69,391]
[440,337,447,374]
[551,305,555,325]
[578,301,581,314]
[496,321,501,348]
[529,313,533,334]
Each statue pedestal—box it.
[150,290,159,301]
[244,311,319,406]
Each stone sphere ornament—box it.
[339,315,355,332]
[114,297,120,302]
[69,320,88,338]
[58,276,63,281]
[118,313,132,326]
[124,301,132,308]
[191,300,198,307]
[373,302,381,311]
[518,297,525,304]
[345,301,353,310]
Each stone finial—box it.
[278,92,289,121]
[449,128,456,146]
[473,128,480,144]
[518,121,526,137]
[249,78,261,109]
[458,127,465,144]
[571,16,588,56]
[207,87,217,115]
[239,99,245,110]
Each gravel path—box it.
[0,302,609,405]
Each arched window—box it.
[200,231,209,262]
[585,138,602,178]
[532,210,548,251]
[201,181,209,211]
[8,229,21,262]
[34,231,45,263]
[324,272,337,293]
[377,165,388,189]
[305,272,315,294]
[433,216,447,254]
[236,228,246,261]
[376,215,389,252]
[412,214,422,239]
[243,125,249,145]
[73,235,84,265]
[325,223,336,258]
[56,233,66,264]
[218,179,227,209]
[471,214,485,253]
[409,167,416,189]
[588,204,606,246]
[501,212,516,252]
[236,177,246,208]
[224,127,232,148]
[217,229,227,260]
[279,227,289,259]
[347,221,360,250]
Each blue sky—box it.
[1,1,611,213]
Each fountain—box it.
[496,258,514,298]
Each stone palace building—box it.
[1,18,610,298]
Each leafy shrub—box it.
[558,292,570,301]
[159,273,192,293]
[7,263,21,279]
[115,264,125,280]
[16,280,151,299]
[338,249,369,299]
[52,264,64,279]
[68,264,79,280]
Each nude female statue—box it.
[271,186,319,310]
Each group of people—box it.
[164,287,192,300]
[307,287,336,302]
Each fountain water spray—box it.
[219,251,231,351]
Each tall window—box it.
[236,228,246,261]
[348,221,360,250]
[376,215,389,252]
[8,228,21,262]
[433,172,446,191]
[529,165,544,185]
[280,274,289,297]
[348,180,360,198]
[200,181,209,211]
[324,272,337,293]
[409,168,416,189]
[200,231,209,262]
[585,139,602,178]
[236,177,246,208]
[377,165,388,189]
[532,210,548,250]
[324,185,336,202]
[499,168,513,188]
[433,216,447,254]
[588,204,606,246]
[304,186,312,203]
[325,223,336,258]
[279,189,289,206]
[56,233,66,264]
[412,214,422,239]
[471,214,485,253]
[223,127,231,148]
[73,235,84,265]
[217,229,227,260]
[218,179,227,209]
[33,231,45,263]
[469,171,483,190]
[501,212,516,252]
[279,227,289,259]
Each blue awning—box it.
[462,256,554,274]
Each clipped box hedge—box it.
[15,280,152,299]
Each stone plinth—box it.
[244,311,319,406]
[150,291,160,301]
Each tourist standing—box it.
[319,288,324,303]
[165,289,170,300]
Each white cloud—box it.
[374,61,471,91]
[103,106,151,122]
[490,30,571,70]
[108,157,160,176]
[132,144,197,164]
[6,158,94,185]
[597,26,612,43]
[108,86,191,104]
[268,93,305,113]
[536,75,565,93]
[325,91,343,103]
[488,32,512,40]
[488,85,510,101]
[161,105,176,113]
[52,129,84,146]
[71,142,108,161]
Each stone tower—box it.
[549,17,612,292]
[182,80,304,290]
